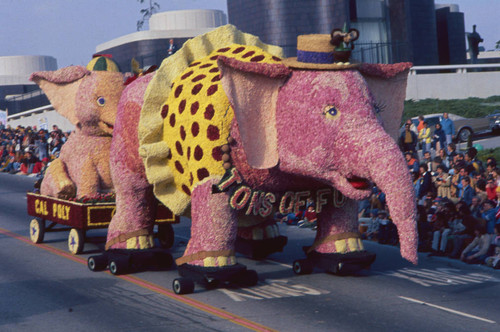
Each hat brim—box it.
[282,57,359,70]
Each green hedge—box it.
[477,147,500,164]
[403,95,500,123]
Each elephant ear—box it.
[359,63,412,140]
[30,66,91,125]
[218,56,291,169]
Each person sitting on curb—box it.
[485,224,500,269]
[376,210,396,244]
[460,224,492,264]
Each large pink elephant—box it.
[105,27,417,279]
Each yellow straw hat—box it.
[282,33,359,70]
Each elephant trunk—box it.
[364,132,418,264]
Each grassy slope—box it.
[403,95,500,121]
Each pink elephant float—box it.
[102,26,417,292]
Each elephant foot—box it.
[237,222,280,241]
[235,222,287,259]
[174,263,258,294]
[105,229,154,250]
[175,250,237,267]
[292,232,375,275]
[311,232,365,254]
[235,235,288,259]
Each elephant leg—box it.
[106,74,156,251]
[175,179,237,267]
[311,199,365,254]
[105,170,156,250]
[40,159,76,199]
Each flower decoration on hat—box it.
[330,23,359,63]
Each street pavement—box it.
[0,172,499,332]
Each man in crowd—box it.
[399,122,418,154]
[459,176,475,206]
[440,112,455,148]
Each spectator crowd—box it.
[0,123,69,177]
[361,112,500,269]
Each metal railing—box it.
[6,104,54,120]
[352,41,410,64]
[5,89,50,116]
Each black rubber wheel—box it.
[29,218,45,244]
[109,257,129,275]
[157,223,174,249]
[293,259,313,275]
[154,251,173,269]
[88,255,107,272]
[173,278,195,295]
[331,262,344,274]
[204,277,220,290]
[239,269,258,287]
[458,128,472,142]
[68,228,85,255]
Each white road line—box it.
[264,259,292,269]
[399,296,496,324]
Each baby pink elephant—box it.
[30,66,124,199]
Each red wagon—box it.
[27,192,179,254]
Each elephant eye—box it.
[323,105,340,118]
[96,97,106,107]
[374,101,386,114]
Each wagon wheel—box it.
[157,223,175,249]
[68,228,85,254]
[29,218,45,244]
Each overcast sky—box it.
[0,0,497,69]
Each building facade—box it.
[228,0,466,66]
[95,2,467,68]
[95,9,227,71]
[0,55,56,116]
[435,4,466,65]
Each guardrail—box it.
[7,104,54,120]
[410,63,500,74]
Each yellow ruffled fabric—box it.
[138,24,283,215]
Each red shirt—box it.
[486,186,497,200]
[304,210,317,222]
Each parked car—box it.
[489,111,500,134]
[405,113,500,143]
